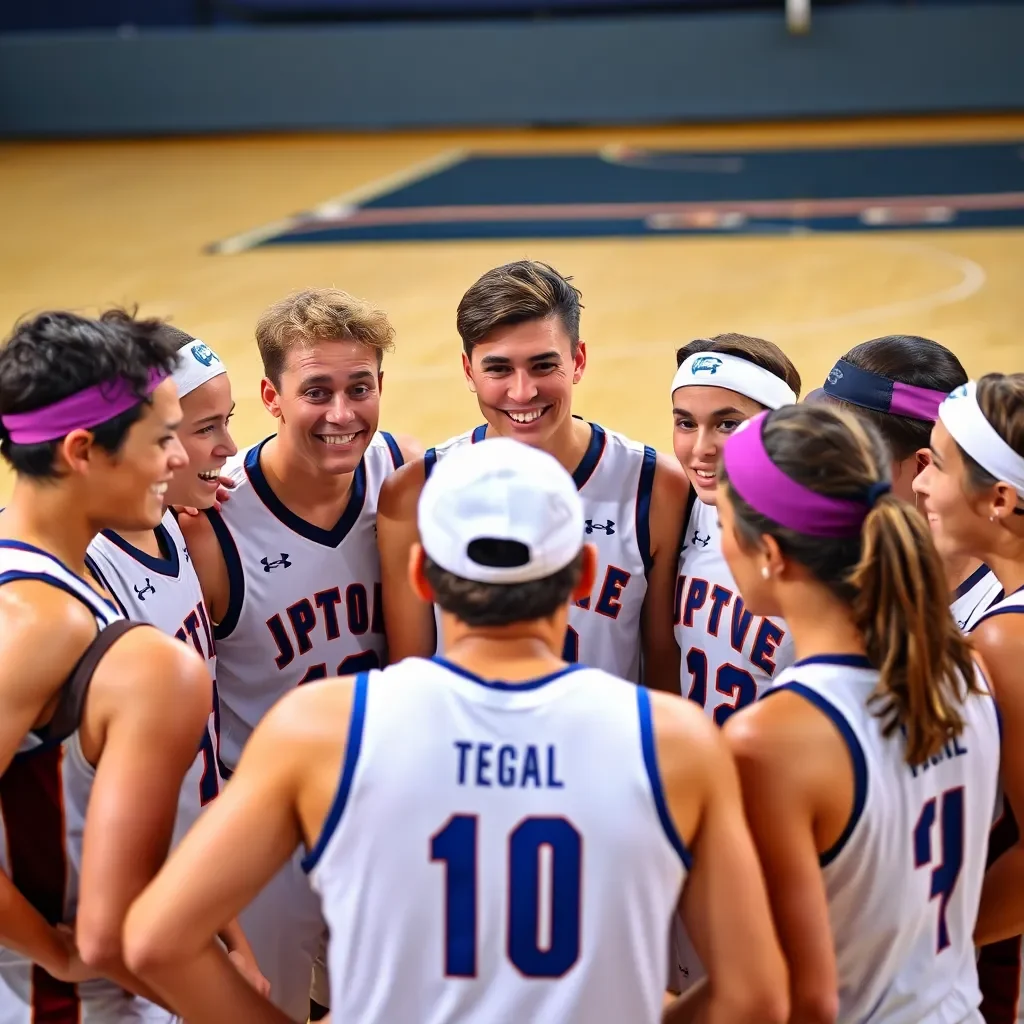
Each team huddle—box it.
[0,259,1021,1024]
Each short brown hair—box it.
[675,332,802,397]
[456,261,583,356]
[255,288,395,386]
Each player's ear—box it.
[462,352,477,394]
[572,544,598,602]
[761,534,786,579]
[915,447,931,476]
[572,340,587,385]
[409,543,434,601]
[260,377,283,419]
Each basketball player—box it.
[0,310,213,1021]
[912,375,1024,1024]
[806,334,1002,631]
[378,260,687,691]
[84,328,266,997]
[176,288,420,1023]
[718,402,1000,1023]
[123,436,788,1024]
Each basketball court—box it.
[1,113,1022,498]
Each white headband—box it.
[938,381,1024,494]
[172,340,227,399]
[671,351,796,410]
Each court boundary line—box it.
[207,147,468,255]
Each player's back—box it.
[306,656,688,1024]
[774,656,1000,1024]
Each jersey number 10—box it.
[431,814,582,978]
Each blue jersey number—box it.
[913,786,965,953]
[430,814,582,978]
[684,647,758,726]
[297,650,382,686]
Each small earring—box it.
[990,515,996,522]
[761,566,770,580]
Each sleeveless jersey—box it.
[86,511,220,844]
[771,653,1000,1024]
[425,422,657,681]
[675,497,794,721]
[305,657,688,1023]
[0,542,170,1023]
[950,563,1004,634]
[210,432,403,772]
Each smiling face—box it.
[262,340,382,476]
[165,373,237,510]
[672,385,766,505]
[463,316,585,448]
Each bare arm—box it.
[178,510,230,625]
[653,692,789,1024]
[393,433,426,463]
[973,624,1024,944]
[724,695,841,1024]
[377,459,436,663]
[0,586,101,979]
[124,677,356,1024]
[75,627,212,1002]
[641,454,687,693]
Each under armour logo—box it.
[585,519,615,535]
[690,355,722,376]
[949,383,970,400]
[261,554,292,572]
[134,578,156,600]
[191,342,220,367]
[692,530,711,547]
[827,364,844,385]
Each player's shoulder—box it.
[429,426,478,458]
[259,671,362,751]
[372,430,425,465]
[378,453,429,519]
[0,576,99,655]
[220,440,259,489]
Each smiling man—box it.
[177,288,420,1022]
[377,260,688,692]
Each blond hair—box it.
[255,288,395,385]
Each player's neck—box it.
[944,553,983,597]
[776,581,867,663]
[984,546,1024,599]
[2,478,103,575]
[260,436,356,518]
[535,415,593,477]
[441,623,567,682]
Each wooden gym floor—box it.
[0,114,1022,500]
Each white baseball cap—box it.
[418,437,585,585]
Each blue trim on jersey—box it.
[302,670,370,873]
[245,436,368,548]
[572,421,606,490]
[0,539,120,614]
[206,507,245,640]
[636,686,692,869]
[98,523,180,578]
[423,447,437,480]
[953,563,994,602]
[635,445,657,577]
[431,656,586,692]
[471,424,488,443]
[971,588,1024,632]
[792,653,873,670]
[381,431,404,469]
[84,557,130,617]
[0,570,116,622]
[773,681,868,868]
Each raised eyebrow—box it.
[348,369,376,383]
[670,406,744,418]
[299,373,333,389]
[528,350,561,362]
[480,355,511,367]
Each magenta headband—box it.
[722,411,890,538]
[1,368,169,445]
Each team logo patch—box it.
[191,342,220,367]
[827,364,844,385]
[691,530,711,548]
[584,519,615,535]
[690,355,723,376]
[134,578,156,600]
[261,554,292,572]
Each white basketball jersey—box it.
[425,422,656,681]
[0,542,171,1023]
[305,657,688,1023]
[771,654,1000,1024]
[210,432,403,771]
[951,564,1004,633]
[675,498,794,720]
[86,512,220,844]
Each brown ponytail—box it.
[721,404,981,766]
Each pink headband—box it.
[722,411,889,538]
[1,368,169,445]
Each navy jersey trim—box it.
[635,445,657,577]
[971,594,1024,633]
[431,656,586,692]
[573,422,606,490]
[0,540,119,614]
[792,653,873,670]
[98,524,180,578]
[245,436,368,548]
[772,681,868,868]
[954,563,995,603]
[302,670,370,873]
[423,447,437,480]
[84,557,130,618]
[206,507,245,640]
[471,424,488,443]
[381,431,404,470]
[636,686,692,870]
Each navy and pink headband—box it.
[723,410,889,538]
[0,368,168,445]
[812,359,948,422]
